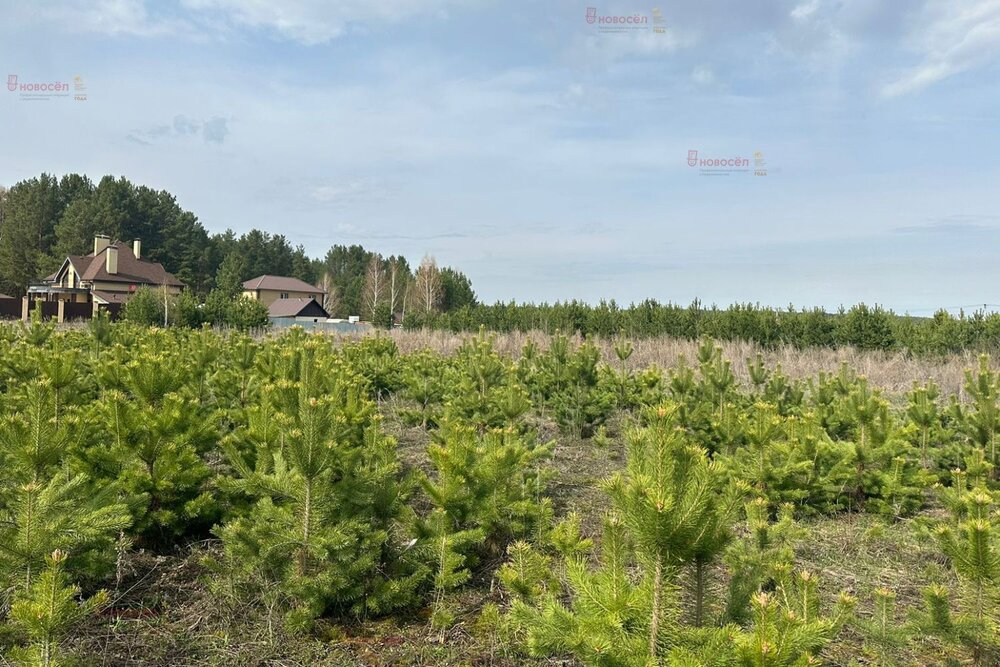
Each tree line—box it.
[7,172,1000,353]
[0,173,477,319]
[406,300,1000,355]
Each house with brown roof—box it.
[29,235,184,308]
[268,297,330,321]
[242,275,326,308]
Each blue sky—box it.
[1,0,999,313]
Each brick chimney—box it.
[94,234,110,255]
[106,245,118,274]
[133,239,142,260]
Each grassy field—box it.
[60,412,961,666]
[48,329,990,666]
[0,325,1000,667]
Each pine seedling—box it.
[215,362,419,629]
[19,305,55,347]
[916,486,1000,664]
[911,583,995,666]
[509,514,653,667]
[934,490,1000,624]
[940,451,994,519]
[961,356,1000,475]
[6,550,109,667]
[906,380,940,469]
[426,508,485,631]
[870,455,929,519]
[0,472,130,591]
[612,337,636,408]
[844,376,882,450]
[181,326,222,403]
[763,365,805,416]
[723,499,805,624]
[669,355,697,398]
[0,380,73,482]
[84,389,218,542]
[546,511,593,560]
[747,354,770,392]
[400,350,447,428]
[855,587,908,666]
[38,344,78,425]
[604,404,744,657]
[497,540,557,603]
[87,310,113,353]
[724,403,813,507]
[698,344,735,420]
[542,337,615,438]
[731,584,855,667]
[421,421,553,557]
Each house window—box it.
[280,292,289,299]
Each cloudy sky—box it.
[2,0,999,313]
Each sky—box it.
[1,0,999,314]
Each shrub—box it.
[121,286,165,326]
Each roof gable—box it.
[79,242,184,287]
[243,275,324,294]
[268,297,330,319]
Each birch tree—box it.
[412,255,443,316]
[362,255,386,321]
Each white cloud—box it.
[3,0,483,43]
[6,0,186,37]
[127,115,231,144]
[309,179,386,204]
[178,0,483,44]
[202,116,230,143]
[790,0,821,22]
[882,0,1000,97]
[568,24,697,65]
[691,65,714,85]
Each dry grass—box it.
[384,328,996,398]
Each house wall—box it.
[59,265,76,288]
[51,265,87,300]
[245,288,321,307]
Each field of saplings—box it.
[1,315,998,666]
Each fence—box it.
[63,302,93,321]
[0,298,20,320]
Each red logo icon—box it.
[6,75,17,92]
[687,150,698,166]
[586,7,597,24]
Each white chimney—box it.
[94,234,110,255]
[133,239,142,260]
[106,245,118,274]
